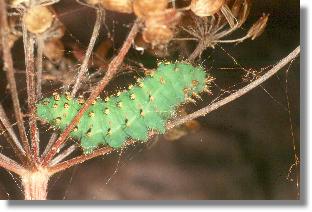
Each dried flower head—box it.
[133,0,168,18]
[142,24,173,47]
[190,0,225,17]
[247,13,269,40]
[142,9,181,47]
[23,6,54,34]
[43,39,64,62]
[99,0,133,13]
[229,0,251,27]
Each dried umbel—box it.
[190,0,225,17]
[230,0,251,27]
[142,9,181,47]
[23,6,54,34]
[99,0,133,13]
[43,39,64,62]
[247,13,269,40]
[142,24,173,47]
[133,0,168,18]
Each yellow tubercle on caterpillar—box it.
[117,102,123,108]
[138,82,144,88]
[130,93,136,100]
[64,103,70,109]
[53,92,61,101]
[88,111,95,117]
[53,103,58,108]
[55,117,61,125]
[64,92,72,100]
[78,95,85,104]
[104,108,110,115]
[149,95,154,102]
[159,77,166,84]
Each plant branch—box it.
[22,22,40,164]
[0,104,26,162]
[71,9,103,96]
[36,36,44,99]
[168,46,300,129]
[48,146,113,174]
[48,45,300,174]
[0,152,26,176]
[41,20,140,166]
[0,0,33,166]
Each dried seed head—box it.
[43,39,64,62]
[247,13,269,40]
[142,9,181,47]
[23,6,54,34]
[85,0,100,5]
[99,0,133,14]
[230,0,251,27]
[143,25,173,47]
[190,0,225,17]
[133,0,168,19]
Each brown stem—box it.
[21,168,50,200]
[0,152,26,176]
[22,25,40,164]
[188,40,208,62]
[0,0,33,166]
[71,9,103,96]
[48,45,300,174]
[36,36,44,99]
[0,104,26,162]
[168,46,300,129]
[41,20,140,166]
[48,146,113,175]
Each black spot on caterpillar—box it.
[36,62,212,153]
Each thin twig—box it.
[168,46,300,129]
[41,132,58,159]
[71,9,103,96]
[48,146,113,174]
[0,104,26,162]
[48,45,300,174]
[0,152,26,176]
[49,144,77,166]
[0,0,33,166]
[36,36,44,99]
[41,20,140,166]
[22,20,39,164]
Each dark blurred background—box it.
[0,0,300,200]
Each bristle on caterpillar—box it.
[36,62,213,154]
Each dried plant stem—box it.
[22,24,40,164]
[168,46,300,129]
[71,9,103,96]
[0,104,26,162]
[49,144,77,166]
[188,40,207,62]
[48,45,300,174]
[41,133,58,159]
[48,146,113,174]
[41,21,140,166]
[0,152,26,176]
[0,0,33,166]
[36,36,44,99]
[21,168,50,200]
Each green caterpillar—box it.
[36,62,211,153]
